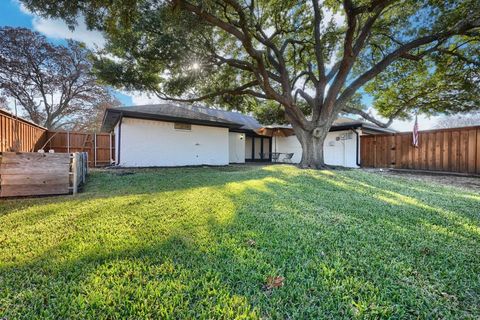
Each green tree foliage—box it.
[20,0,480,167]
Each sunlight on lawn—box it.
[0,165,479,319]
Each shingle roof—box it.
[101,104,243,132]
[101,104,396,135]
[184,105,262,132]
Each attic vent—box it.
[174,123,191,131]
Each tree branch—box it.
[153,80,267,102]
[342,106,404,127]
[336,17,480,109]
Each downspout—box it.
[351,128,360,167]
[117,115,123,165]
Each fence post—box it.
[109,132,112,165]
[94,132,97,167]
[67,131,70,153]
[82,152,87,183]
[72,153,78,195]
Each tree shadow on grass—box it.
[0,165,276,218]
[312,170,480,239]
[1,165,479,319]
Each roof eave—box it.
[101,109,243,131]
[361,124,396,134]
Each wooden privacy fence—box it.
[361,126,480,174]
[43,131,115,167]
[0,109,47,152]
[0,109,114,167]
[0,152,88,197]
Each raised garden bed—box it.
[0,152,87,197]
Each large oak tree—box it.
[21,0,480,167]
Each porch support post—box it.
[251,136,254,161]
[260,137,264,160]
[269,137,272,161]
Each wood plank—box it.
[451,131,459,172]
[0,152,70,162]
[388,135,395,167]
[401,134,408,168]
[0,157,70,166]
[475,129,480,174]
[477,129,480,174]
[0,183,69,197]
[467,129,476,173]
[395,134,401,168]
[405,134,413,169]
[428,133,435,170]
[0,164,69,175]
[442,131,450,171]
[459,130,469,172]
[419,133,427,170]
[0,174,69,185]
[435,132,442,171]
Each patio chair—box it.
[271,152,281,163]
[282,153,294,163]
[259,152,270,160]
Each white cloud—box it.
[17,1,105,48]
[127,91,165,106]
[32,17,105,48]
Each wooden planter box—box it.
[0,152,87,197]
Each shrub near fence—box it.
[361,126,480,174]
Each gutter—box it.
[351,129,361,167]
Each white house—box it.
[101,104,394,167]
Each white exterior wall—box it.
[323,130,358,168]
[117,117,229,167]
[273,129,359,168]
[272,136,303,163]
[229,132,245,163]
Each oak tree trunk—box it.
[293,125,330,169]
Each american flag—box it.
[412,115,419,147]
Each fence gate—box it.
[44,131,115,167]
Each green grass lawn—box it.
[1,165,479,319]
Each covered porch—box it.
[245,126,296,163]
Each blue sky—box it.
[0,0,439,131]
[0,0,134,106]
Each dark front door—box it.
[245,136,272,162]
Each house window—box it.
[174,123,191,131]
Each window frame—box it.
[174,122,192,131]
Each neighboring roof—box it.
[261,118,397,135]
[330,120,397,134]
[0,108,47,130]
[101,104,243,132]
